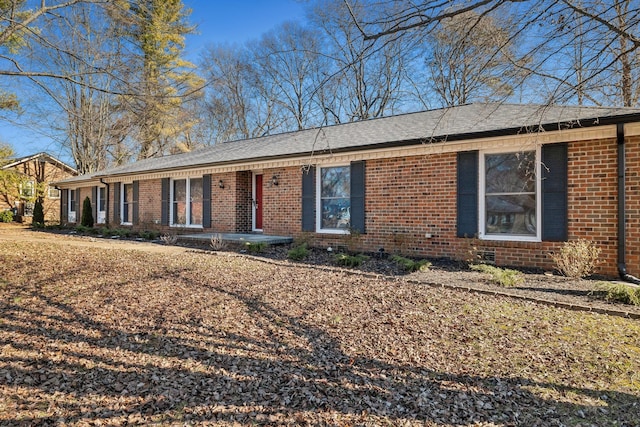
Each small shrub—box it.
[210,233,227,251]
[288,243,310,261]
[108,228,131,238]
[390,255,431,272]
[551,239,601,278]
[292,232,313,248]
[334,253,368,268]
[596,282,640,306]
[245,241,267,253]
[80,196,94,228]
[160,233,178,245]
[0,210,13,223]
[97,227,112,236]
[470,264,524,287]
[140,230,160,240]
[32,199,44,226]
[75,224,90,234]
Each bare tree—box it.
[29,3,122,174]
[252,22,328,131]
[344,0,640,107]
[200,43,283,143]
[426,11,526,107]
[312,0,408,121]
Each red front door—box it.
[255,174,263,230]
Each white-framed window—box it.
[20,181,34,198]
[479,148,541,242]
[121,183,133,224]
[68,189,77,223]
[48,185,60,199]
[97,187,106,224]
[316,165,351,234]
[171,177,203,227]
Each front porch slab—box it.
[178,233,293,245]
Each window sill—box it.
[316,228,350,235]
[479,234,540,243]
[170,224,203,229]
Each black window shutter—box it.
[91,186,97,222]
[457,151,479,238]
[542,143,568,241]
[350,160,365,233]
[161,178,170,225]
[132,181,139,225]
[202,174,212,228]
[301,166,316,232]
[113,182,121,223]
[61,189,68,223]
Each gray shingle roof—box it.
[59,103,640,183]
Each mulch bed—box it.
[190,241,640,318]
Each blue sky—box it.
[183,0,307,58]
[2,0,307,160]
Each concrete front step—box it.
[178,232,293,245]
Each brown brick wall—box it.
[296,139,635,277]
[566,138,619,275]
[625,135,640,276]
[64,134,640,278]
[138,179,162,227]
[262,168,302,236]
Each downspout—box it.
[100,178,110,227]
[617,123,640,284]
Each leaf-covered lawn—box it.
[1,240,639,426]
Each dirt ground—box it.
[1,223,639,318]
[1,225,639,426]
[0,223,187,255]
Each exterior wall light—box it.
[218,179,224,189]
[271,175,279,186]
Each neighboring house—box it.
[54,103,640,278]
[1,152,77,223]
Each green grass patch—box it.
[245,241,267,253]
[390,255,431,272]
[334,253,368,268]
[470,264,524,287]
[596,282,640,306]
[287,243,310,261]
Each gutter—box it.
[617,123,640,284]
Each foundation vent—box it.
[477,249,496,264]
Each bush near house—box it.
[551,239,601,278]
[32,199,44,226]
[80,196,94,228]
[0,210,13,223]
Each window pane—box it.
[190,178,203,225]
[69,190,76,211]
[485,194,536,235]
[98,188,106,211]
[124,184,133,202]
[174,180,186,202]
[321,167,350,198]
[486,152,535,194]
[48,186,60,199]
[172,180,187,224]
[321,199,350,229]
[123,184,133,222]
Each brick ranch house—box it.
[55,103,640,279]
[2,152,77,222]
